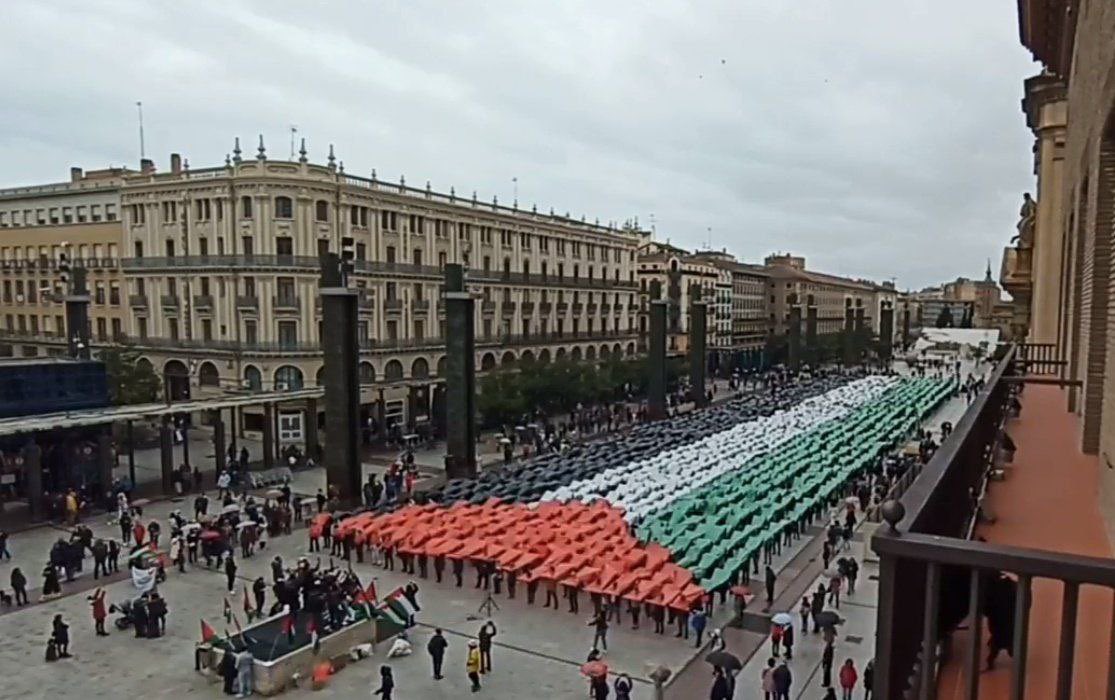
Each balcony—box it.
[481,300,496,314]
[572,303,584,314]
[193,294,213,311]
[872,348,1108,700]
[600,303,610,314]
[159,294,179,308]
[539,302,553,315]
[236,295,259,311]
[586,303,597,315]
[384,298,403,314]
[413,299,430,314]
[501,302,517,316]
[520,302,535,316]
[129,294,148,308]
[557,302,569,313]
[272,295,300,312]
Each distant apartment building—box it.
[0,167,129,358]
[635,240,724,358]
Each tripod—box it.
[477,590,500,617]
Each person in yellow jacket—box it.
[466,639,482,692]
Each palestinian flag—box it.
[364,579,377,604]
[380,587,417,627]
[200,619,217,643]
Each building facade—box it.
[0,168,129,358]
[0,146,644,435]
[635,240,722,356]
[1010,0,1115,469]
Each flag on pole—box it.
[386,587,418,619]
[223,597,232,624]
[365,579,378,604]
[200,619,217,643]
[231,612,244,638]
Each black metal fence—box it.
[871,345,1115,699]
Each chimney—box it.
[140,158,155,174]
[170,153,182,174]
[70,167,83,182]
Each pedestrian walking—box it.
[760,657,777,699]
[478,621,496,673]
[863,659,874,699]
[828,574,842,609]
[839,659,859,700]
[0,530,10,559]
[220,648,237,695]
[90,588,108,636]
[589,609,609,651]
[691,607,707,648]
[710,666,731,700]
[466,639,482,692]
[811,585,826,633]
[373,665,394,699]
[225,555,237,593]
[799,596,810,634]
[236,649,254,697]
[772,660,792,700]
[765,565,776,605]
[769,622,782,657]
[821,642,834,687]
[52,614,71,657]
[781,622,794,659]
[427,627,448,679]
[10,567,28,605]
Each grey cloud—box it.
[1,0,1037,289]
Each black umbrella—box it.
[705,651,742,672]
[814,611,844,628]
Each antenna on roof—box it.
[135,101,145,162]
[289,125,298,160]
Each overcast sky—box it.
[1,1,1037,290]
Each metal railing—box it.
[1018,342,1062,376]
[193,294,214,310]
[272,295,300,311]
[872,345,1115,700]
[236,295,259,310]
[160,294,179,308]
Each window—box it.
[275,196,293,219]
[165,239,175,257]
[276,237,293,257]
[386,320,398,340]
[202,319,213,341]
[111,318,122,340]
[106,204,117,221]
[134,241,143,258]
[385,246,396,264]
[109,284,120,305]
[356,243,367,261]
[278,321,297,346]
[412,248,422,266]
[315,200,329,222]
[198,238,209,256]
[241,196,253,219]
[241,236,254,255]
[380,210,397,230]
[244,320,257,344]
[168,318,179,340]
[277,278,296,301]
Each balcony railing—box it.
[557,302,569,313]
[586,303,598,314]
[481,300,495,313]
[413,299,430,313]
[872,346,1106,700]
[236,295,259,311]
[193,294,213,310]
[1018,341,1063,376]
[501,302,517,316]
[520,302,535,315]
[160,294,179,308]
[129,294,148,308]
[384,299,403,313]
[539,302,553,315]
[272,295,300,311]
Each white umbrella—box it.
[771,612,793,626]
[222,503,240,514]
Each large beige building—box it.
[0,168,129,357]
[635,240,723,357]
[0,145,644,434]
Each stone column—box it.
[902,304,911,347]
[211,409,225,476]
[320,251,362,499]
[64,266,92,360]
[843,307,856,367]
[787,306,802,371]
[444,264,478,479]
[879,304,894,361]
[181,418,190,466]
[805,306,818,365]
[855,307,866,364]
[304,398,319,461]
[262,403,275,470]
[688,286,708,407]
[647,299,669,420]
[21,442,43,520]
[159,415,174,493]
[97,430,113,497]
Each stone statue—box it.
[1013,192,1036,247]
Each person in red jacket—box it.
[133,519,147,547]
[838,659,858,700]
[90,588,108,636]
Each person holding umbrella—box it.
[821,641,834,687]
[781,621,794,659]
[581,654,609,698]
[710,666,731,700]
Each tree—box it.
[98,346,161,405]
